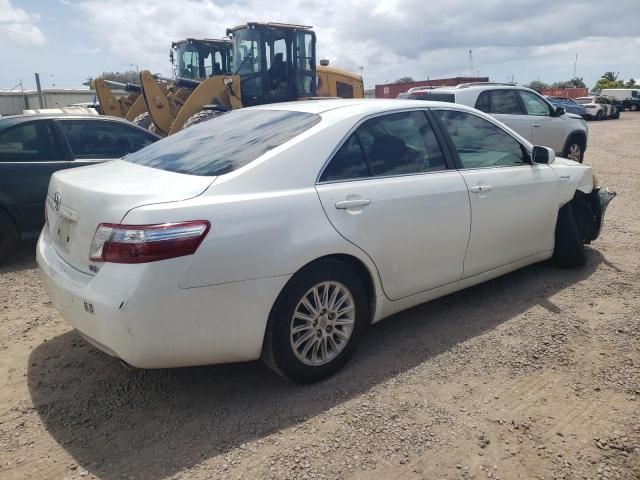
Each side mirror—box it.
[555,106,566,116]
[532,145,555,164]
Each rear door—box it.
[475,89,532,141]
[56,118,157,167]
[0,119,70,234]
[433,108,560,277]
[518,90,566,153]
[316,109,470,300]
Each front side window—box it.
[124,110,320,176]
[320,110,445,182]
[0,121,65,162]
[519,91,551,116]
[489,90,523,114]
[60,120,156,159]
[435,110,528,169]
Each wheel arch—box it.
[562,130,587,154]
[272,253,379,326]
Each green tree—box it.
[593,71,625,92]
[549,77,586,89]
[525,80,549,93]
[626,78,637,88]
[393,77,415,84]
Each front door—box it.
[315,110,471,300]
[434,108,560,277]
[518,90,566,154]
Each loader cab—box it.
[171,38,232,80]
[227,22,317,106]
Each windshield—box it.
[176,42,228,79]
[124,110,321,176]
[575,98,593,105]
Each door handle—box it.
[531,123,541,127]
[335,199,371,209]
[470,185,493,193]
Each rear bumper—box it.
[36,228,290,368]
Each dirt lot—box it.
[1,114,639,480]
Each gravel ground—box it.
[1,114,639,480]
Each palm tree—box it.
[626,78,636,88]
[602,71,618,82]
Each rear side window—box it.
[60,120,156,159]
[489,90,523,114]
[320,134,369,182]
[320,110,445,182]
[124,110,321,176]
[0,121,65,162]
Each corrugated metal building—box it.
[375,77,490,99]
[0,88,106,116]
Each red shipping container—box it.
[375,77,490,98]
[541,88,589,99]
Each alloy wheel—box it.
[567,143,582,162]
[290,281,355,366]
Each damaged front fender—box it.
[571,187,616,244]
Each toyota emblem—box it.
[53,192,61,212]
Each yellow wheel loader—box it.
[93,78,148,124]
[141,22,364,136]
[139,38,233,136]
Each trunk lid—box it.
[45,160,215,274]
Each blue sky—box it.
[2,0,639,91]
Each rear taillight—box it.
[89,220,210,264]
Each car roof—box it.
[0,113,146,129]
[245,98,478,116]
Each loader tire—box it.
[182,109,226,130]
[132,112,152,130]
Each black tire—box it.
[132,111,152,130]
[562,136,585,163]
[262,259,370,383]
[631,104,639,112]
[595,110,603,121]
[0,210,18,263]
[613,110,620,119]
[553,203,586,268]
[181,109,225,130]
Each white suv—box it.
[400,83,588,163]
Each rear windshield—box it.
[124,109,321,176]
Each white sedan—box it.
[37,99,615,383]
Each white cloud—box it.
[0,0,46,46]
[72,0,640,88]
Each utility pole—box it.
[34,73,45,109]
[573,53,578,78]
